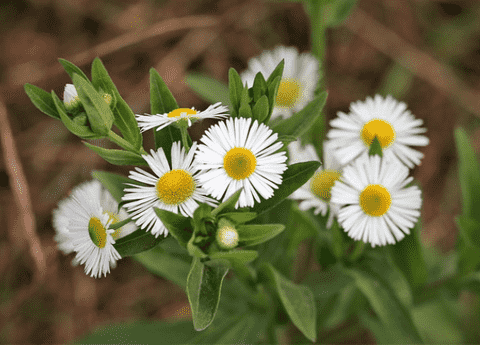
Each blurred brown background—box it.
[1,0,480,343]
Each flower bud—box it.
[216,218,239,250]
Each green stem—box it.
[180,126,191,152]
[107,130,147,155]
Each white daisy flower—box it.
[63,83,80,110]
[195,117,288,208]
[135,102,229,132]
[326,94,429,169]
[288,140,342,228]
[52,180,136,278]
[241,46,319,121]
[122,141,217,237]
[330,155,422,247]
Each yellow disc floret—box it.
[359,184,392,217]
[360,119,396,148]
[310,170,342,201]
[168,108,198,118]
[156,169,196,205]
[88,217,107,248]
[223,147,257,180]
[103,210,122,240]
[276,78,301,108]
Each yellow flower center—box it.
[310,170,342,201]
[103,210,122,240]
[223,147,257,180]
[88,217,107,248]
[359,184,392,217]
[103,93,113,105]
[168,108,198,118]
[360,119,396,148]
[156,169,196,205]
[276,78,301,108]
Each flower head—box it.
[288,140,342,228]
[330,155,422,247]
[241,46,319,121]
[327,94,429,168]
[122,141,217,237]
[52,180,136,278]
[135,102,229,132]
[195,117,287,208]
[63,83,81,111]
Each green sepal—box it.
[272,91,327,137]
[252,72,268,103]
[218,212,257,224]
[154,208,193,248]
[72,74,114,136]
[58,58,89,81]
[185,73,230,108]
[91,170,137,203]
[236,224,285,247]
[52,91,100,139]
[24,84,59,119]
[91,58,142,150]
[250,161,321,217]
[83,142,147,166]
[187,257,229,331]
[259,263,316,342]
[211,188,243,217]
[228,68,244,118]
[252,95,269,124]
[368,135,383,157]
[113,229,167,257]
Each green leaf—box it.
[390,220,427,289]
[91,170,136,203]
[272,91,327,137]
[72,74,114,136]
[228,68,244,117]
[154,208,193,247]
[150,68,181,158]
[238,87,252,118]
[206,249,258,268]
[211,188,243,217]
[345,267,424,343]
[24,84,59,119]
[52,91,99,139]
[454,127,480,223]
[83,142,147,166]
[461,271,480,295]
[58,58,89,81]
[260,263,316,342]
[187,257,229,331]
[236,224,285,247]
[134,244,190,290]
[252,95,269,124]
[218,212,257,224]
[320,0,357,27]
[91,58,142,150]
[266,76,281,122]
[286,203,319,258]
[266,59,285,85]
[113,229,167,257]
[108,217,132,230]
[368,136,383,157]
[252,72,267,103]
[186,73,230,108]
[250,161,321,217]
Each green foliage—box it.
[91,170,135,203]
[236,224,285,247]
[185,73,231,108]
[24,84,59,119]
[83,143,147,166]
[58,58,89,81]
[228,68,243,118]
[154,208,193,247]
[368,136,383,157]
[113,229,166,257]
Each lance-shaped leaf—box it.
[266,59,285,85]
[91,170,137,203]
[368,135,383,157]
[154,208,193,247]
[272,91,327,138]
[186,73,230,108]
[259,263,316,342]
[211,188,243,217]
[250,161,320,217]
[24,84,59,119]
[252,72,268,103]
[52,91,100,139]
[206,250,258,268]
[58,58,89,81]
[265,76,281,122]
[236,224,285,247]
[228,68,244,115]
[72,74,114,136]
[149,68,182,158]
[218,212,257,224]
[187,257,229,331]
[91,58,142,150]
[84,143,147,166]
[252,95,269,124]
[113,229,167,257]
[238,87,252,118]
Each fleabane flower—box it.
[195,117,288,208]
[63,83,81,111]
[135,102,229,132]
[122,141,217,237]
[241,46,319,121]
[327,94,429,168]
[288,140,342,228]
[330,155,422,247]
[52,180,136,278]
